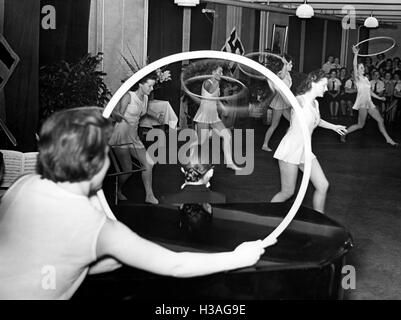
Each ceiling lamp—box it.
[296,1,314,18]
[364,13,379,28]
[174,0,199,6]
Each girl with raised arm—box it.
[340,46,398,146]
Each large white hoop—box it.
[103,50,312,247]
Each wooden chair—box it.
[108,143,145,205]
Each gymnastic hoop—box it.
[355,37,396,57]
[238,51,285,80]
[103,50,312,248]
[181,74,248,102]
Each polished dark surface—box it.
[75,203,352,300]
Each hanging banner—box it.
[0,34,19,90]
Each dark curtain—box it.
[358,26,370,55]
[304,18,325,73]
[3,0,40,151]
[148,0,183,114]
[288,16,302,73]
[325,20,342,63]
[253,10,260,53]
[190,3,213,51]
[39,0,91,67]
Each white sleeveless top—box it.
[193,80,221,124]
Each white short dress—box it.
[352,76,376,110]
[274,96,320,165]
[109,91,147,149]
[270,73,292,111]
[193,80,222,124]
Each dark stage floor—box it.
[104,106,401,300]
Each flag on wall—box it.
[0,34,19,90]
[221,27,244,73]
[221,27,244,56]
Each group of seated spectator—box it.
[322,54,401,122]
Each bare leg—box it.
[211,121,241,170]
[271,160,299,203]
[329,101,334,118]
[300,159,329,213]
[334,101,339,117]
[342,108,367,141]
[346,101,354,116]
[112,147,133,200]
[194,122,211,164]
[262,109,284,151]
[340,100,347,116]
[368,107,398,145]
[130,147,158,204]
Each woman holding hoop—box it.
[262,54,293,152]
[271,70,347,213]
[340,46,398,146]
[109,74,163,204]
[192,64,240,171]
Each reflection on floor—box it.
[104,106,401,300]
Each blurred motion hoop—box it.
[355,37,396,57]
[238,51,285,80]
[181,74,247,102]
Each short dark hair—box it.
[37,106,112,183]
[131,73,157,91]
[284,53,293,63]
[264,55,285,75]
[296,69,327,96]
[182,145,214,183]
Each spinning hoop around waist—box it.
[181,74,248,102]
[355,37,396,57]
[238,52,285,80]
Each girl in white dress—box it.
[193,64,240,171]
[271,70,347,213]
[341,46,398,146]
[262,54,293,152]
[110,74,164,204]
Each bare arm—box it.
[315,99,347,134]
[95,219,269,278]
[394,87,401,98]
[319,119,347,135]
[352,45,359,80]
[145,107,164,123]
[345,82,356,93]
[371,91,386,101]
[111,93,130,122]
[88,257,122,274]
[204,79,219,94]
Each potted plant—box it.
[121,49,172,100]
[39,52,111,122]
